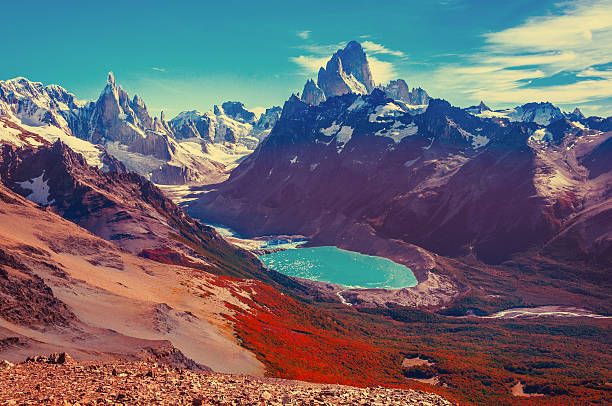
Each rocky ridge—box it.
[0,356,454,405]
[0,140,269,281]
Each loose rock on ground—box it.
[0,354,454,405]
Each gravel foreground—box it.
[0,354,454,405]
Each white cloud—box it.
[297,30,311,39]
[249,106,267,118]
[152,67,166,72]
[428,0,612,111]
[299,42,346,55]
[369,57,397,83]
[362,41,405,57]
[482,2,612,52]
[289,55,329,75]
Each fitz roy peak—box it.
[300,41,431,108]
[317,40,375,97]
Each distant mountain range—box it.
[2,41,608,189]
[0,73,281,184]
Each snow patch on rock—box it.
[470,133,490,149]
[18,121,105,169]
[0,123,28,147]
[376,122,418,143]
[530,128,553,143]
[348,97,367,112]
[17,171,54,205]
[106,141,165,177]
[320,122,341,137]
[335,126,354,152]
[369,103,405,122]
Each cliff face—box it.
[301,79,326,105]
[317,41,374,98]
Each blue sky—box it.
[2,0,611,118]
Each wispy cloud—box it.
[289,55,329,75]
[430,0,612,112]
[362,41,405,57]
[152,67,166,72]
[299,42,347,55]
[297,30,311,39]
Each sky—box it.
[1,0,611,118]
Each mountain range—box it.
[188,43,611,275]
[1,40,611,405]
[0,73,281,185]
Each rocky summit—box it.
[0,356,454,405]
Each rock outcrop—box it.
[301,79,326,105]
[380,79,430,105]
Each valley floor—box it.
[0,356,454,405]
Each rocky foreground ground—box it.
[0,354,454,405]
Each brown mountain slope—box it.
[0,140,270,282]
[0,183,263,374]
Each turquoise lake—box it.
[259,246,417,289]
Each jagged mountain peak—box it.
[465,100,491,115]
[0,72,280,186]
[281,93,309,120]
[466,100,567,126]
[301,78,326,106]
[316,41,373,99]
[301,41,429,108]
[335,40,374,92]
[107,71,116,87]
[220,101,257,124]
[345,40,363,49]
[379,79,430,106]
[132,93,145,107]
